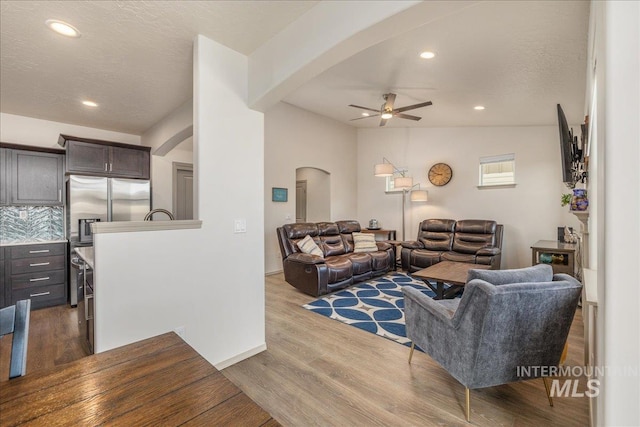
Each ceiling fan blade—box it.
[394,101,433,113]
[379,117,388,127]
[348,104,380,113]
[383,93,396,111]
[395,113,422,121]
[349,114,380,121]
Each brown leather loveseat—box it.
[277,220,394,296]
[401,219,503,272]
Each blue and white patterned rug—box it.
[302,272,440,348]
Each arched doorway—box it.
[295,167,330,223]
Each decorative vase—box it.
[571,188,589,211]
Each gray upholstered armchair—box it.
[402,264,582,421]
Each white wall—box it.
[296,167,331,222]
[0,113,140,148]
[601,1,640,425]
[192,34,265,365]
[141,99,192,152]
[141,98,194,215]
[264,102,357,273]
[96,34,266,369]
[357,126,578,269]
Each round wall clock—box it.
[428,163,453,186]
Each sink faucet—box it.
[143,209,175,221]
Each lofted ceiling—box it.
[0,1,589,137]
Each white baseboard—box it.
[214,343,267,370]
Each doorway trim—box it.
[173,162,194,220]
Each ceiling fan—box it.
[349,93,433,126]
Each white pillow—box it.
[353,232,378,253]
[297,235,323,257]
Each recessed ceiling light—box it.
[82,100,98,107]
[362,112,370,117]
[419,51,435,59]
[474,105,485,110]
[45,19,81,38]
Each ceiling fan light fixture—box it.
[419,51,436,59]
[45,19,81,38]
[381,112,393,119]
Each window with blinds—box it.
[479,154,515,187]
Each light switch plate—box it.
[234,219,247,233]
[19,210,28,220]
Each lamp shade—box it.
[374,163,394,177]
[394,176,413,189]
[410,189,428,202]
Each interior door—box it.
[296,180,307,223]
[173,163,193,220]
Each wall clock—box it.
[428,163,453,186]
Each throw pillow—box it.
[297,235,323,257]
[353,232,378,253]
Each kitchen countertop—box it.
[74,246,95,270]
[0,239,68,247]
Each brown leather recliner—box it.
[277,220,394,296]
[401,219,503,273]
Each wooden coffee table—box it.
[412,261,490,299]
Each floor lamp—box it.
[374,158,428,240]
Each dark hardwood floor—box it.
[1,273,589,426]
[0,304,87,381]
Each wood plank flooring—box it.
[0,304,87,381]
[1,273,589,426]
[222,273,590,426]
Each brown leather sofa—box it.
[277,220,395,296]
[401,219,503,272]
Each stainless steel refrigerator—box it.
[67,175,150,305]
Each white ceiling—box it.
[0,1,589,137]
[0,0,318,135]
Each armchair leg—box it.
[560,342,569,365]
[465,387,470,422]
[542,377,554,407]
[408,342,415,364]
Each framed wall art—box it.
[272,187,288,202]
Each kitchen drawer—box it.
[10,243,66,259]
[11,283,65,309]
[10,269,65,290]
[11,255,65,274]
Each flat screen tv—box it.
[557,104,574,186]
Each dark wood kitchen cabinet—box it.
[10,150,64,205]
[0,247,5,308]
[2,242,67,309]
[0,148,7,205]
[59,135,150,179]
[0,145,64,206]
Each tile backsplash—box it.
[0,206,64,243]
